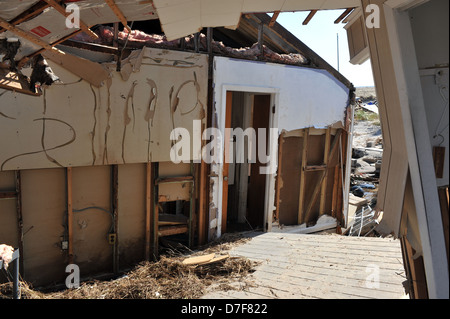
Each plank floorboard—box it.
[202,232,408,299]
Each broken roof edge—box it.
[250,13,354,91]
[65,26,311,68]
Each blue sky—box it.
[275,10,375,88]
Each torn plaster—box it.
[0,47,208,171]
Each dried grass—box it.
[0,232,259,299]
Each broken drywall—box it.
[0,47,208,171]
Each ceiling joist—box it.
[269,11,281,28]
[104,0,132,32]
[303,10,318,25]
[334,8,355,24]
[0,16,66,55]
[42,0,98,40]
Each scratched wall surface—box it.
[0,48,208,171]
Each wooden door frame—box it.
[218,86,279,236]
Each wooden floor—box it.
[202,232,408,299]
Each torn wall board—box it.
[0,47,208,171]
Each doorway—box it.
[222,91,272,233]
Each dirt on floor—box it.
[0,233,259,299]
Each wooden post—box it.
[145,162,152,260]
[198,160,207,245]
[331,166,339,218]
[112,165,119,274]
[258,22,264,58]
[275,134,284,223]
[319,128,332,216]
[14,171,24,277]
[67,167,73,264]
[152,162,159,260]
[298,128,309,225]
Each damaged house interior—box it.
[0,0,448,300]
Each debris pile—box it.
[0,234,258,299]
[347,88,383,237]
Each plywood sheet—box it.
[118,163,146,268]
[278,131,341,226]
[20,168,66,287]
[71,166,113,275]
[0,171,18,251]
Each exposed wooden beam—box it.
[303,10,318,25]
[0,1,50,34]
[104,0,131,32]
[67,167,74,264]
[145,162,152,261]
[269,11,281,27]
[303,130,343,224]
[15,171,24,278]
[42,0,98,39]
[18,29,83,69]
[320,128,332,215]
[335,8,355,24]
[298,128,309,225]
[250,13,354,90]
[0,17,65,55]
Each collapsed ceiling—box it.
[0,0,356,95]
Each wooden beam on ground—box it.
[335,8,354,24]
[42,0,98,39]
[104,0,131,32]
[320,128,332,215]
[303,10,318,25]
[269,11,281,27]
[298,128,309,225]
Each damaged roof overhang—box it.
[1,0,355,94]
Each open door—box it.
[222,92,271,233]
[247,95,271,228]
